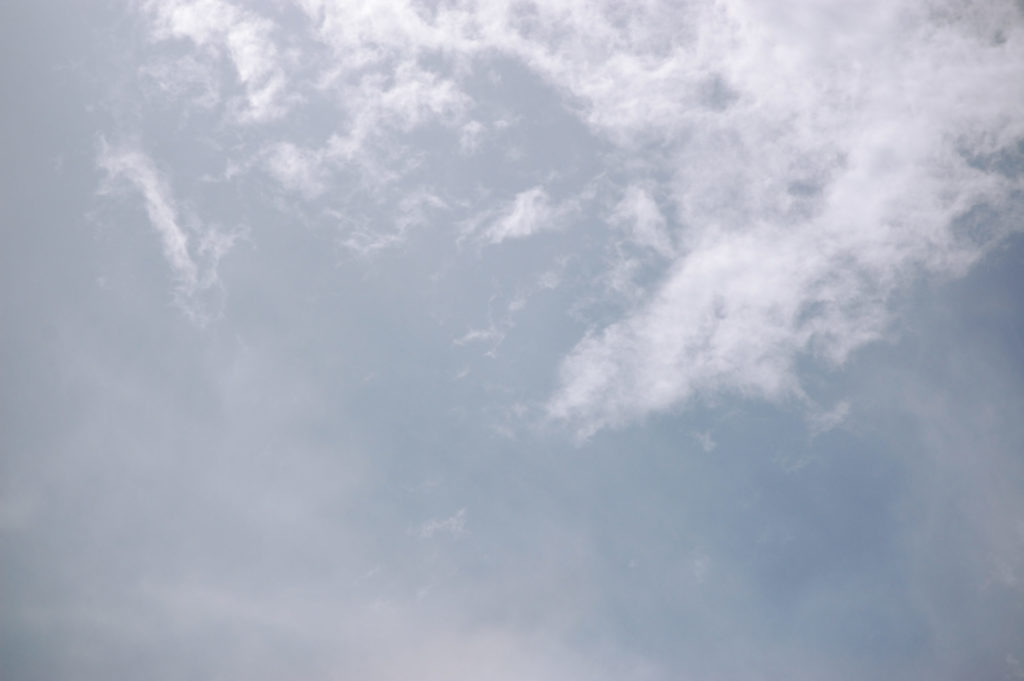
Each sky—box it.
[2,0,1024,679]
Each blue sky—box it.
[2,1,1024,679]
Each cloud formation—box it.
[125,0,1024,429]
[146,0,289,121]
[486,186,553,243]
[97,142,240,320]
[545,0,1024,433]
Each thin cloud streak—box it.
[97,144,198,291]
[96,142,240,321]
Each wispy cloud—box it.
[96,141,240,321]
[611,185,674,258]
[262,142,328,199]
[145,0,288,122]
[485,187,554,244]
[120,0,1024,428]
[544,0,1024,435]
[97,144,197,288]
[415,509,467,540]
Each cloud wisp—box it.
[145,0,289,122]
[97,142,240,321]
[485,186,554,244]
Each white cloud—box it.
[459,120,486,155]
[611,185,674,257]
[262,142,327,198]
[485,187,554,244]
[145,0,288,122]
[251,0,1024,435]
[97,144,198,289]
[139,54,221,109]
[254,61,467,225]
[693,431,716,453]
[455,325,506,356]
[338,188,449,256]
[96,142,240,321]
[807,401,850,436]
[122,0,1024,429]
[545,0,1024,435]
[324,61,468,165]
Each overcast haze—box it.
[2,0,1024,679]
